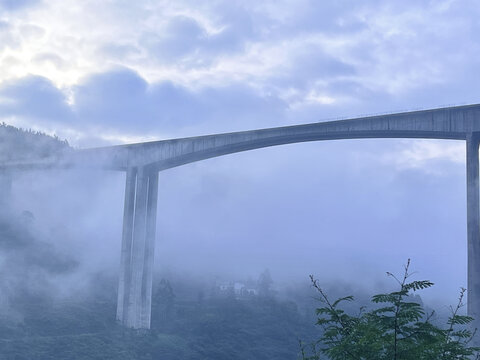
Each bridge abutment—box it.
[467,133,480,325]
[116,166,158,329]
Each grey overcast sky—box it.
[1,0,479,306]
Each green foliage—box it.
[153,279,176,323]
[258,269,274,298]
[301,259,480,360]
[0,279,317,359]
[0,122,70,162]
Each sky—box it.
[1,0,480,307]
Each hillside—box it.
[0,123,71,162]
[0,276,320,359]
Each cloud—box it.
[140,9,258,66]
[0,20,17,52]
[71,67,287,135]
[274,0,370,35]
[0,76,73,124]
[97,43,141,61]
[0,20,9,30]
[72,68,151,130]
[142,16,207,63]
[0,0,41,11]
[1,0,477,111]
[382,140,465,174]
[0,67,287,141]
[32,52,66,69]
[272,46,356,93]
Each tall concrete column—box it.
[116,166,159,329]
[467,133,480,322]
[142,169,158,327]
[116,167,136,323]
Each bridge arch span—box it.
[150,129,466,172]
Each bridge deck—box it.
[2,103,480,171]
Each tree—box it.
[258,269,273,298]
[154,279,176,323]
[300,259,480,360]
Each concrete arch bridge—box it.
[1,103,480,329]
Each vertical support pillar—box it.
[142,171,158,327]
[116,166,159,329]
[467,133,480,322]
[127,166,149,328]
[116,167,137,322]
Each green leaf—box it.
[447,314,474,325]
[332,296,354,308]
[404,280,434,291]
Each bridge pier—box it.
[116,166,158,329]
[467,133,480,324]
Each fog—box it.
[2,137,467,313]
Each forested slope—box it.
[0,123,70,162]
[0,282,319,360]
